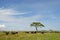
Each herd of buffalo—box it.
[4,32,18,35]
[4,31,45,35]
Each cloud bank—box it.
[0,8,40,31]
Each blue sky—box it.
[0,0,60,31]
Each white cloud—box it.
[0,8,30,16]
[0,8,31,22]
[0,24,6,28]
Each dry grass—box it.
[0,32,60,40]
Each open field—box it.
[0,32,60,40]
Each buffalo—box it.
[11,32,18,35]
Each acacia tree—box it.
[30,22,44,31]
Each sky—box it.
[0,0,60,31]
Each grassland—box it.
[0,32,60,40]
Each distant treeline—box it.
[0,30,60,33]
[24,31,60,33]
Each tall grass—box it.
[0,32,60,40]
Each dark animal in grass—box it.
[31,32,34,33]
[15,32,18,34]
[25,32,29,33]
[11,32,18,35]
[41,32,44,34]
[31,31,36,34]
[34,31,37,33]
[5,32,9,35]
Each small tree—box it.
[30,22,44,32]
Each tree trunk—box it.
[36,27,38,32]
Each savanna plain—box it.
[0,32,60,40]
